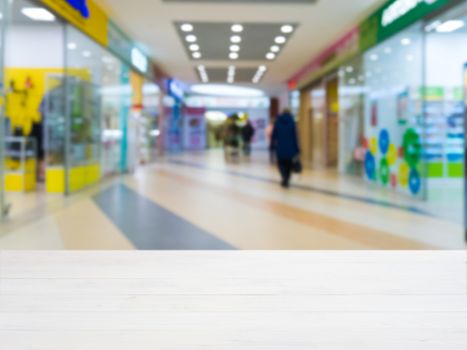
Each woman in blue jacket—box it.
[271,109,300,188]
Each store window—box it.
[0,0,6,216]
[140,81,160,163]
[339,56,365,176]
[423,1,467,221]
[363,23,425,198]
[310,85,326,168]
[65,25,131,192]
[3,0,65,195]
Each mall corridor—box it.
[1,0,467,348]
[0,151,463,250]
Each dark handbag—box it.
[292,156,302,173]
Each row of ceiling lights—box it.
[183,22,294,85]
[181,22,294,62]
[229,24,243,60]
[181,23,202,59]
[252,65,267,84]
[266,25,294,61]
[227,65,236,83]
[197,65,208,83]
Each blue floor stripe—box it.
[168,159,434,218]
[93,184,236,250]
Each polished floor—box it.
[0,151,464,250]
[1,251,466,349]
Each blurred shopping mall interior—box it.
[0,0,466,250]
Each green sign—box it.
[360,0,450,51]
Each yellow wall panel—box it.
[46,167,65,193]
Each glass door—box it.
[0,0,7,218]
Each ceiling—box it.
[95,0,387,95]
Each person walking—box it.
[271,109,300,188]
[241,119,255,157]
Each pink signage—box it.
[288,27,359,88]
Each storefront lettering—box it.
[381,0,437,27]
[65,0,90,19]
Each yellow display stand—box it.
[46,163,101,194]
[4,145,37,193]
[5,171,37,192]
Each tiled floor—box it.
[1,251,466,349]
[0,151,464,250]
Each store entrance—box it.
[3,0,65,216]
[424,2,467,224]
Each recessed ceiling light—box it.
[192,52,202,59]
[231,35,242,43]
[186,35,197,43]
[270,45,280,53]
[181,23,193,32]
[266,52,276,60]
[281,25,294,34]
[436,20,465,33]
[275,36,286,44]
[67,42,77,50]
[231,24,243,33]
[230,45,240,52]
[370,54,378,61]
[82,50,92,58]
[406,54,414,62]
[21,7,55,21]
[384,47,392,54]
[346,66,354,73]
[229,52,239,60]
[401,38,411,46]
[189,44,200,51]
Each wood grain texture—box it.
[1,251,466,349]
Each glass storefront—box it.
[333,0,467,223]
[423,1,467,220]
[0,0,160,212]
[310,85,326,168]
[65,25,132,191]
[338,56,365,176]
[362,23,425,199]
[0,0,5,218]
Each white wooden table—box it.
[1,251,466,349]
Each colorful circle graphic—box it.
[365,151,376,180]
[409,169,421,195]
[369,137,378,156]
[379,158,390,185]
[379,129,390,155]
[387,144,398,166]
[403,128,421,168]
[398,163,410,188]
